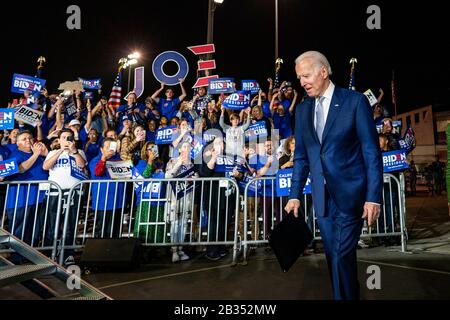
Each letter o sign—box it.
[152,51,189,86]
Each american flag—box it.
[108,71,123,109]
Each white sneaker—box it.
[358,240,369,249]
[64,255,75,267]
[172,252,180,263]
[178,251,190,261]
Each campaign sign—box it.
[173,167,197,199]
[276,169,311,196]
[69,157,89,180]
[398,125,416,154]
[155,126,177,145]
[241,80,260,95]
[190,138,204,160]
[84,91,94,100]
[214,155,236,173]
[152,51,189,86]
[79,78,102,90]
[106,160,133,179]
[65,101,77,117]
[0,158,19,178]
[11,74,46,96]
[14,105,43,127]
[382,149,409,173]
[132,168,165,202]
[208,78,235,95]
[222,91,251,111]
[245,121,268,141]
[364,89,378,107]
[0,109,15,130]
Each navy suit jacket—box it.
[289,85,383,217]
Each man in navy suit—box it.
[285,51,383,300]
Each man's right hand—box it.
[284,199,301,218]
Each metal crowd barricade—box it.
[59,177,241,265]
[0,180,64,260]
[240,173,408,263]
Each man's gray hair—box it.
[295,51,333,76]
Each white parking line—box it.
[358,259,450,276]
[98,263,235,290]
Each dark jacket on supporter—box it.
[89,153,125,211]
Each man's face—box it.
[17,133,33,152]
[264,141,273,155]
[149,121,156,131]
[296,58,329,98]
[51,138,60,150]
[165,89,174,99]
[102,140,116,155]
[60,132,73,149]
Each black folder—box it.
[269,213,313,272]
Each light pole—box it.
[275,0,279,61]
[207,0,224,60]
[122,52,140,93]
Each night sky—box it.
[1,0,449,113]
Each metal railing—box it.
[1,173,408,266]
[240,173,408,263]
[58,177,241,265]
[0,180,64,260]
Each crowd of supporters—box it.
[0,78,404,264]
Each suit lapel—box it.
[322,86,343,143]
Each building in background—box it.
[395,104,449,167]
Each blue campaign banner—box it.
[11,74,46,95]
[84,91,94,100]
[155,126,177,145]
[190,138,204,160]
[276,169,312,197]
[133,168,166,202]
[0,109,15,130]
[0,158,19,178]
[214,155,236,173]
[241,80,260,95]
[69,156,89,180]
[208,78,235,95]
[245,121,268,141]
[382,149,409,173]
[79,78,102,90]
[222,91,251,111]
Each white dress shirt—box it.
[314,81,335,131]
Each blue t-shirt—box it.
[146,130,156,142]
[248,154,277,197]
[273,111,293,139]
[6,150,48,209]
[6,144,18,154]
[89,153,125,211]
[157,98,180,120]
[0,145,11,161]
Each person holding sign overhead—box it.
[43,128,87,266]
[284,51,383,300]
